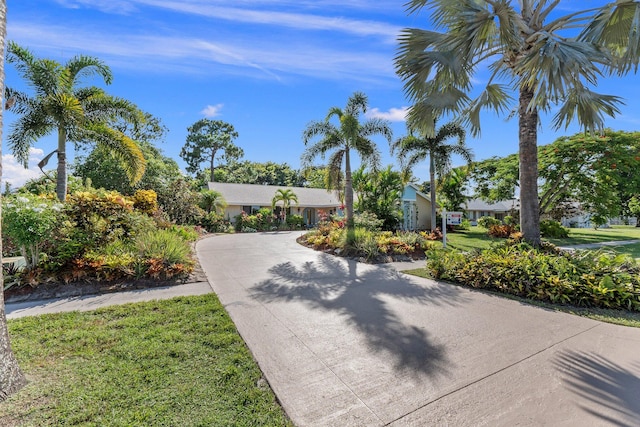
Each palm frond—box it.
[67,54,113,86]
[552,87,623,132]
[85,123,146,184]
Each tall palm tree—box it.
[301,92,393,232]
[271,188,299,223]
[392,122,472,231]
[6,42,146,201]
[0,1,27,400]
[396,1,640,246]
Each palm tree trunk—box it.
[0,0,27,400]
[56,127,67,202]
[518,87,541,246]
[430,154,437,232]
[344,148,354,230]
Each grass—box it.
[547,225,640,245]
[403,268,640,328]
[1,295,292,427]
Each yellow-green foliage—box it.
[132,189,158,215]
[425,242,640,311]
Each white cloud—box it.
[2,147,46,190]
[201,104,224,117]
[366,107,408,122]
[8,22,395,82]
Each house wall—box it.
[416,196,431,230]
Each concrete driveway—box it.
[196,232,640,426]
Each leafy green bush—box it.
[540,220,569,238]
[286,214,304,229]
[200,212,232,233]
[425,242,640,311]
[456,219,471,230]
[2,194,62,268]
[353,211,384,231]
[136,229,193,266]
[503,215,516,226]
[477,216,501,228]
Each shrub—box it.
[201,212,232,233]
[488,224,518,238]
[132,189,159,215]
[286,214,304,229]
[503,215,516,226]
[2,194,62,268]
[540,220,569,238]
[477,216,502,229]
[456,219,471,230]
[353,211,384,231]
[136,229,194,267]
[424,242,640,311]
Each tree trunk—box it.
[56,127,67,202]
[0,0,27,400]
[209,148,217,183]
[344,148,354,230]
[518,87,541,246]
[430,153,437,232]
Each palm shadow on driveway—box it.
[250,253,470,377]
[554,350,640,426]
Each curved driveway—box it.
[197,232,640,426]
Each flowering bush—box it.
[2,194,62,268]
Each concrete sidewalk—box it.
[5,281,212,319]
[196,232,640,426]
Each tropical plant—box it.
[396,1,640,245]
[74,114,182,196]
[199,189,226,215]
[271,188,298,223]
[301,91,393,235]
[6,42,146,202]
[2,194,62,268]
[392,122,472,231]
[181,119,242,182]
[352,165,403,230]
[0,0,28,398]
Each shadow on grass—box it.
[554,351,640,426]
[250,253,469,377]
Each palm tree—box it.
[199,189,227,214]
[271,188,299,223]
[6,42,145,201]
[396,1,640,246]
[0,1,27,400]
[392,122,472,231]
[301,92,393,232]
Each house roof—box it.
[465,198,519,212]
[208,182,342,208]
[403,183,437,207]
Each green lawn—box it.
[1,295,292,427]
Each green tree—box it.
[199,189,226,214]
[181,119,242,183]
[352,165,403,230]
[212,160,304,187]
[397,1,640,245]
[6,42,145,202]
[628,196,640,227]
[0,0,27,399]
[301,92,392,233]
[438,167,471,212]
[392,122,471,231]
[470,130,640,221]
[271,188,299,223]
[74,115,181,196]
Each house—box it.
[400,184,436,231]
[464,199,518,224]
[208,182,343,226]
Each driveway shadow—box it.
[250,253,469,377]
[554,350,640,426]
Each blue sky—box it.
[4,0,640,188]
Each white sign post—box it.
[442,211,463,249]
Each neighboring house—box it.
[208,182,343,226]
[465,199,518,224]
[400,184,436,231]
